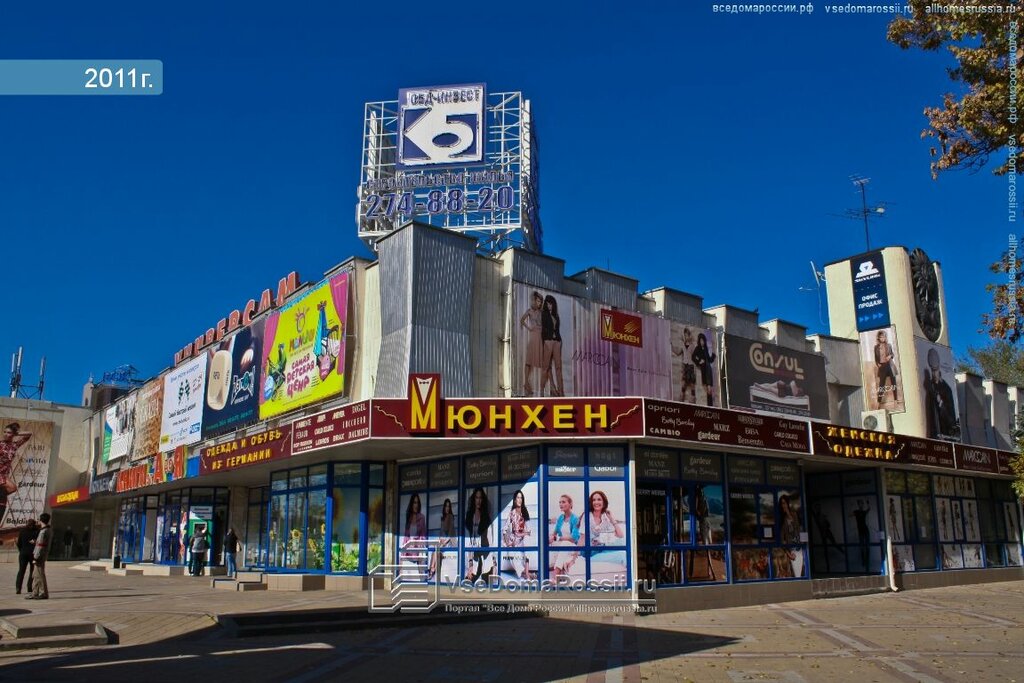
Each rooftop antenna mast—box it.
[9,346,45,400]
[845,175,889,251]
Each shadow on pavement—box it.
[0,616,737,682]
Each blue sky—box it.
[0,3,1007,405]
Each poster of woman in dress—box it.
[935,498,954,542]
[499,483,538,583]
[886,495,905,543]
[427,491,459,583]
[586,483,628,585]
[464,486,499,582]
[963,499,980,543]
[514,285,576,398]
[859,326,905,412]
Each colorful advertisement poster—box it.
[723,335,829,420]
[0,418,53,532]
[202,319,264,439]
[260,273,349,420]
[159,355,207,452]
[132,378,164,461]
[102,394,136,462]
[513,284,576,398]
[915,339,961,442]
[859,326,906,413]
[669,322,720,407]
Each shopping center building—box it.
[37,85,1024,610]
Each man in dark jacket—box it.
[15,519,37,594]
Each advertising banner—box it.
[199,426,292,476]
[0,418,53,531]
[291,401,371,455]
[644,399,809,454]
[159,355,207,452]
[202,319,264,439]
[859,326,906,413]
[617,312,671,398]
[132,378,164,461]
[102,394,136,462]
[573,301,672,398]
[260,272,349,419]
[915,339,961,442]
[723,335,828,420]
[513,284,575,398]
[670,322,721,407]
[851,251,891,331]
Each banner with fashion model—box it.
[102,393,136,462]
[159,354,207,451]
[669,322,721,408]
[859,325,906,413]
[202,319,264,438]
[914,339,961,442]
[0,418,53,532]
[513,284,576,398]
[260,272,349,419]
[723,335,829,420]
[132,378,164,461]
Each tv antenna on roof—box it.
[835,175,890,251]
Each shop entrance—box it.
[116,496,158,564]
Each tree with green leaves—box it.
[888,2,1021,178]
[957,339,1024,385]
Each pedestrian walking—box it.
[189,526,209,576]
[27,513,52,600]
[15,519,37,594]
[63,526,74,559]
[223,527,239,578]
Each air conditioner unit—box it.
[860,409,891,433]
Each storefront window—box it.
[544,446,629,587]
[727,456,806,582]
[286,492,306,568]
[307,490,327,570]
[269,494,285,568]
[807,470,882,575]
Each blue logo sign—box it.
[398,84,485,168]
[851,251,890,331]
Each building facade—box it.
[34,224,1023,610]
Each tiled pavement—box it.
[0,562,1021,682]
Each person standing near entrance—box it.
[189,526,209,576]
[27,513,52,600]
[223,528,239,579]
[63,527,74,559]
[15,519,37,594]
